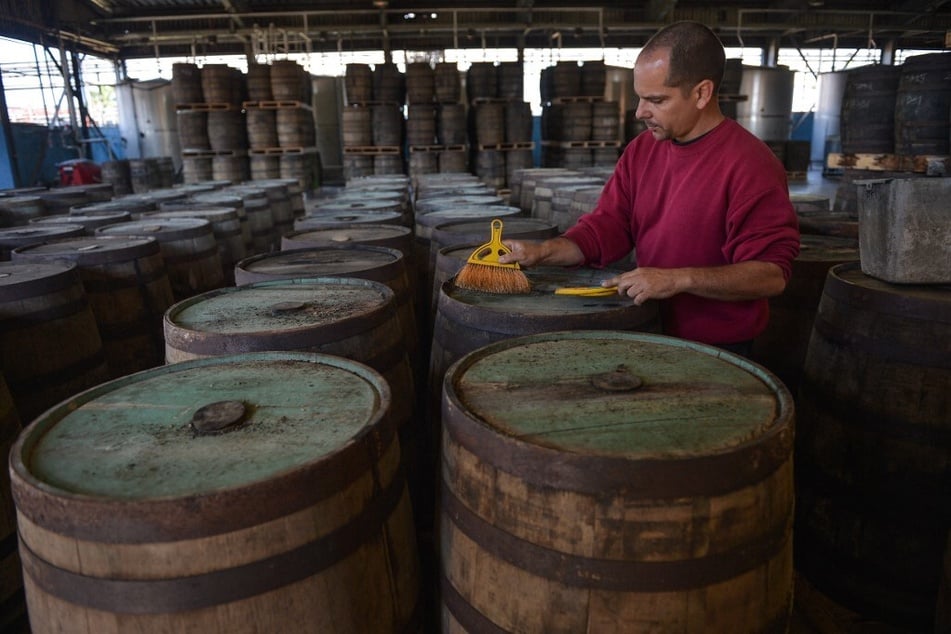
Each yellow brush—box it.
[554,286,619,297]
[454,218,532,294]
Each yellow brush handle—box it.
[554,286,619,297]
[466,218,521,269]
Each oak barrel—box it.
[10,351,420,634]
[440,330,795,633]
[796,262,951,629]
[0,372,25,633]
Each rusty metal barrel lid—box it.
[443,330,794,497]
[9,351,393,538]
[165,277,395,345]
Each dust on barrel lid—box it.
[442,330,793,497]
[236,245,405,284]
[9,351,394,540]
[165,277,396,354]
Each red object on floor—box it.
[58,159,102,186]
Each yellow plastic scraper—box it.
[554,286,619,297]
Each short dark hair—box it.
[642,21,726,95]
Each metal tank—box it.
[116,78,181,170]
[810,69,848,165]
[735,65,795,142]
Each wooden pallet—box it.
[827,152,949,176]
[175,102,239,111]
[248,146,318,156]
[343,145,402,155]
[542,140,620,148]
[181,148,248,157]
[547,96,606,104]
[242,100,312,110]
[409,144,467,153]
[345,100,402,107]
[476,142,535,151]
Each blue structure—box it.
[0,122,124,189]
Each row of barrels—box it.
[181,151,320,190]
[172,59,311,106]
[178,105,316,152]
[539,59,607,102]
[344,61,525,105]
[1,170,949,631]
[839,52,951,156]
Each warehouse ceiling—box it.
[1,0,949,60]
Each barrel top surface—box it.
[435,217,557,236]
[448,332,783,458]
[12,235,158,258]
[0,225,83,241]
[168,279,392,334]
[240,247,400,276]
[832,262,951,306]
[150,207,239,222]
[443,266,634,315]
[19,354,386,500]
[289,225,410,243]
[297,211,403,226]
[315,199,403,212]
[97,217,211,236]
[0,260,75,289]
[796,235,859,262]
[416,206,520,222]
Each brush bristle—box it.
[455,263,532,294]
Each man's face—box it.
[633,49,702,143]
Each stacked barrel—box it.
[540,60,621,169]
[466,61,533,193]
[342,63,406,179]
[405,61,470,180]
[243,60,320,190]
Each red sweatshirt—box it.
[564,118,800,345]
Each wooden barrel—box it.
[30,210,131,235]
[474,102,505,146]
[233,247,419,379]
[211,155,249,184]
[182,156,213,184]
[591,100,619,141]
[207,110,247,152]
[245,63,272,101]
[0,196,46,227]
[12,235,174,379]
[0,371,26,633]
[532,175,603,225]
[9,351,420,634]
[497,62,523,100]
[465,63,497,100]
[581,59,606,96]
[96,218,225,301]
[0,261,110,422]
[192,192,251,251]
[409,151,438,178]
[440,330,795,633]
[270,60,306,102]
[839,65,901,154]
[437,103,467,146]
[341,106,372,147]
[372,104,404,147]
[176,110,210,151]
[415,193,503,215]
[344,63,373,104]
[200,64,239,105]
[751,235,859,397]
[516,168,575,213]
[227,190,274,255]
[0,225,84,260]
[433,63,460,104]
[406,105,437,146]
[147,207,246,285]
[893,52,951,156]
[241,181,294,248]
[438,150,468,174]
[246,108,278,150]
[405,62,435,105]
[504,149,534,186]
[276,107,315,148]
[796,262,951,628]
[552,61,582,98]
[296,211,403,229]
[37,188,90,215]
[504,101,533,143]
[552,184,602,232]
[280,152,319,190]
[344,155,374,182]
[250,154,281,180]
[170,62,203,104]
[281,224,413,261]
[374,154,404,176]
[373,63,405,104]
[474,151,506,190]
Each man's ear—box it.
[695,79,715,109]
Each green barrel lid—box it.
[166,277,393,337]
[16,352,388,501]
[446,331,789,460]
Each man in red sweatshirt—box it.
[501,20,800,354]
